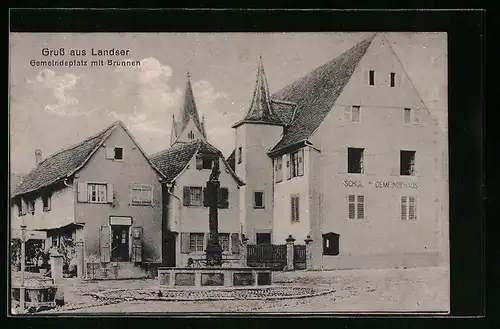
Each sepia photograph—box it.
[9,31,449,314]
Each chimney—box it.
[35,149,42,166]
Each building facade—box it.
[11,121,165,278]
[150,73,245,268]
[230,33,448,269]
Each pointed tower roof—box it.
[178,72,206,138]
[232,57,284,129]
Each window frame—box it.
[390,72,396,87]
[189,233,205,252]
[42,194,51,212]
[400,150,416,176]
[237,147,242,164]
[88,183,108,203]
[347,147,365,174]
[253,191,265,209]
[113,147,124,160]
[219,233,230,252]
[369,70,375,86]
[348,194,365,220]
[186,186,203,207]
[401,196,418,220]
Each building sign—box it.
[342,180,418,189]
[374,181,418,189]
[131,183,153,205]
[11,229,47,241]
[110,216,132,226]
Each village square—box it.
[10,33,449,314]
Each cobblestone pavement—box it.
[41,266,449,314]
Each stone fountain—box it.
[157,160,272,288]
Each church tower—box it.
[232,57,284,244]
[170,72,207,146]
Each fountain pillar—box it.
[205,159,223,267]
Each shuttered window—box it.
[291,195,300,223]
[348,194,365,220]
[401,196,417,220]
[88,183,107,203]
[289,149,304,178]
[183,186,203,207]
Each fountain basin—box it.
[158,267,273,288]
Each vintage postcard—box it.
[9,32,449,314]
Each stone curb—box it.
[91,288,336,302]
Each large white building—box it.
[229,33,449,270]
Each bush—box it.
[11,239,21,267]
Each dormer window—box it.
[42,194,52,212]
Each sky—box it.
[9,32,447,175]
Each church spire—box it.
[178,72,205,137]
[169,113,178,146]
[240,56,282,125]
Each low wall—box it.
[158,267,273,288]
[85,262,159,280]
[322,252,446,270]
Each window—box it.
[369,70,375,86]
[400,150,416,176]
[343,105,361,122]
[188,130,194,139]
[217,187,230,209]
[219,233,230,252]
[348,148,364,174]
[42,194,51,212]
[131,184,153,206]
[189,233,205,252]
[291,194,300,223]
[202,157,215,170]
[184,186,203,207]
[403,108,421,125]
[289,149,304,178]
[253,191,264,209]
[114,147,123,160]
[275,156,283,183]
[348,194,365,219]
[28,200,35,215]
[237,147,242,164]
[16,199,25,216]
[88,183,108,203]
[390,72,396,87]
[401,196,417,220]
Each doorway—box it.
[111,225,130,261]
[162,233,176,267]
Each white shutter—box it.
[107,183,114,203]
[106,146,114,159]
[413,108,421,125]
[77,182,88,202]
[343,105,351,121]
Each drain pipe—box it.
[63,178,72,188]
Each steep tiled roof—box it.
[227,149,236,171]
[177,72,206,138]
[10,173,25,195]
[271,100,297,125]
[269,35,375,153]
[12,121,119,197]
[232,57,284,128]
[150,140,244,186]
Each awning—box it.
[34,222,85,232]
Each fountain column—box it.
[205,159,223,267]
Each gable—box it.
[332,34,430,112]
[174,117,206,144]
